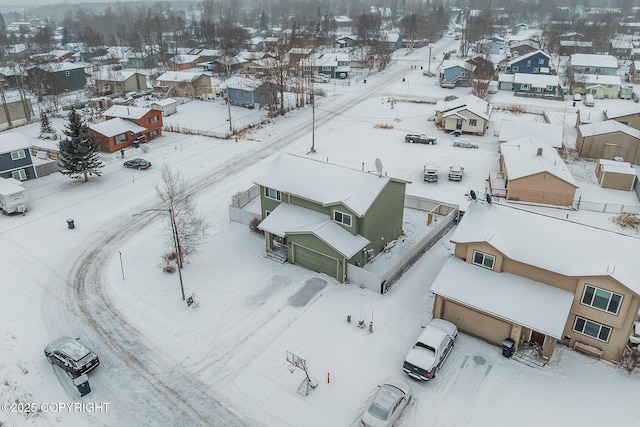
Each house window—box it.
[114,133,127,144]
[469,119,478,126]
[65,71,70,77]
[538,58,545,64]
[573,316,611,342]
[536,87,543,92]
[264,187,281,201]
[512,66,519,72]
[333,210,352,227]
[149,130,158,137]
[11,169,27,180]
[149,115,159,123]
[546,85,555,91]
[11,150,26,160]
[521,83,531,90]
[526,60,531,66]
[581,285,622,315]
[472,250,495,269]
[533,67,539,73]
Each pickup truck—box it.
[448,165,464,181]
[405,134,437,145]
[402,319,457,381]
[423,165,438,182]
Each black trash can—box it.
[66,219,75,229]
[73,374,91,396]
[133,140,140,148]
[502,338,515,358]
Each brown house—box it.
[88,118,147,153]
[156,71,212,98]
[577,120,640,164]
[490,137,578,206]
[431,201,640,365]
[604,104,640,131]
[102,105,163,143]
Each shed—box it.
[595,159,636,191]
[150,98,178,116]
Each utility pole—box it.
[225,61,233,133]
[310,78,316,153]
[428,45,432,75]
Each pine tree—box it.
[58,108,103,182]
[39,112,56,139]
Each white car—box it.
[402,318,457,381]
[453,139,478,149]
[360,378,412,427]
[313,74,330,83]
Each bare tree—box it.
[154,164,208,268]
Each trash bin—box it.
[73,374,91,396]
[402,77,405,82]
[502,338,515,358]
[363,79,367,83]
[66,219,75,229]
[133,140,140,148]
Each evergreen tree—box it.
[0,13,6,45]
[39,112,56,138]
[58,108,103,182]
[260,11,268,32]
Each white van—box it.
[584,93,595,107]
[0,177,28,214]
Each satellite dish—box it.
[375,158,383,177]
[486,193,492,204]
[470,190,476,200]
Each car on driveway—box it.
[123,158,152,169]
[44,336,100,378]
[450,130,462,137]
[402,318,457,381]
[453,139,478,148]
[360,378,412,427]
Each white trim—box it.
[333,210,352,227]
[472,250,495,270]
[264,187,281,201]
[572,316,611,342]
[10,149,26,160]
[580,284,622,315]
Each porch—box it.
[512,341,547,368]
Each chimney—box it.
[127,107,130,115]
[537,147,543,156]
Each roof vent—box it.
[537,147,543,156]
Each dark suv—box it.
[44,336,100,378]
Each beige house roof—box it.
[501,137,577,186]
[578,120,640,138]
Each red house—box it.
[103,105,162,139]
[88,118,148,153]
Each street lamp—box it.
[134,207,185,300]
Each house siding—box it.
[442,111,487,135]
[506,172,576,206]
[0,99,33,125]
[360,180,405,256]
[609,113,640,131]
[0,150,36,181]
[508,52,551,74]
[576,130,640,164]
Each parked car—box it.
[44,336,100,378]
[359,378,412,427]
[423,165,438,182]
[448,165,464,181]
[573,93,582,102]
[450,130,462,137]
[453,139,478,148]
[583,93,595,107]
[126,91,143,99]
[405,134,437,144]
[123,158,152,170]
[313,74,330,83]
[402,318,457,381]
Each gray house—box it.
[0,132,36,181]
[254,153,409,282]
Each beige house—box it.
[604,104,640,130]
[490,137,577,206]
[573,74,621,99]
[430,201,640,364]
[434,95,492,135]
[156,71,212,98]
[576,120,640,164]
[629,60,640,84]
[92,69,148,95]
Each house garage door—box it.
[292,244,340,280]
[442,300,512,345]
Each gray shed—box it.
[149,98,177,117]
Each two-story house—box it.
[88,118,148,153]
[0,132,37,181]
[27,62,87,96]
[91,69,148,96]
[430,200,640,364]
[156,71,212,98]
[505,50,552,75]
[438,60,475,88]
[569,53,618,76]
[254,153,408,282]
[101,105,163,146]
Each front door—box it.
[530,330,545,346]
[456,118,463,130]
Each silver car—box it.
[453,139,478,149]
[360,378,412,427]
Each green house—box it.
[254,154,409,282]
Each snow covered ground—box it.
[1,39,640,427]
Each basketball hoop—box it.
[288,363,297,374]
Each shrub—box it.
[249,217,264,235]
[374,123,394,129]
[611,213,640,231]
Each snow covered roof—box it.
[36,62,86,72]
[0,131,31,153]
[576,73,621,86]
[171,54,200,65]
[570,53,618,69]
[89,118,147,137]
[450,201,640,295]
[430,257,574,339]
[435,95,492,121]
[103,105,156,120]
[513,73,559,87]
[598,159,636,176]
[500,137,577,186]
[150,98,177,107]
[222,76,263,90]
[157,71,207,83]
[440,60,475,72]
[508,49,550,65]
[603,104,640,119]
[254,153,408,217]
[92,69,143,82]
[257,203,369,258]
[578,120,640,138]
[498,121,563,148]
